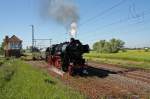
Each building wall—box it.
[5,49,21,58]
[9,42,22,50]
[4,42,22,57]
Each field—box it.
[0,59,85,99]
[84,50,150,70]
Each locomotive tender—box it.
[45,38,89,75]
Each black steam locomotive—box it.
[45,38,89,75]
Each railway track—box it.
[88,62,150,84]
[27,61,150,99]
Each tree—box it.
[98,40,106,53]
[93,38,125,53]
[109,38,125,53]
[93,40,106,53]
[103,41,111,53]
[93,42,100,52]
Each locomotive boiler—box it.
[45,38,89,75]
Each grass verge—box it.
[0,59,85,99]
[84,50,150,70]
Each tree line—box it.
[93,38,125,53]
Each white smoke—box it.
[41,0,79,38]
[69,22,77,38]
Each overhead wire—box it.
[78,9,150,45]
[81,9,150,38]
[79,0,127,27]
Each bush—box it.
[144,48,149,52]
[121,48,127,52]
[0,42,4,55]
[93,38,125,53]
[0,61,17,88]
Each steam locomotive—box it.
[45,38,89,75]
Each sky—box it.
[0,0,150,48]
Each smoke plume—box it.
[41,0,79,37]
[69,22,77,38]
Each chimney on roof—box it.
[5,36,9,42]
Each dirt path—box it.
[27,61,150,99]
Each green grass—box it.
[84,50,150,70]
[0,59,85,99]
[0,58,5,66]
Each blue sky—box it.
[0,0,150,48]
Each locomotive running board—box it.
[48,66,65,76]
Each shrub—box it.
[93,38,125,53]
[144,48,149,52]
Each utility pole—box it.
[50,39,52,47]
[31,25,34,52]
